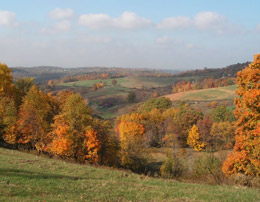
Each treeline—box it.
[47,72,124,87]
[172,77,235,93]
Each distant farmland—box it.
[165,85,237,101]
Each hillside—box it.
[0,148,259,202]
[165,85,237,102]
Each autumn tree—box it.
[223,54,260,176]
[173,103,203,147]
[210,121,234,150]
[0,97,17,145]
[197,116,213,149]
[112,79,117,86]
[15,77,34,107]
[0,63,15,99]
[48,93,92,161]
[127,92,136,103]
[212,105,235,122]
[145,108,165,147]
[138,97,172,112]
[116,112,147,171]
[187,125,206,151]
[17,85,57,152]
[49,93,115,164]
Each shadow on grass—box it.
[0,168,99,181]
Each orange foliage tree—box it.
[223,54,260,176]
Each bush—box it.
[192,154,223,184]
[160,153,184,178]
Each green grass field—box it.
[57,76,199,89]
[0,147,259,202]
[165,85,237,101]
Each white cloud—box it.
[157,16,192,29]
[40,20,72,34]
[78,13,112,29]
[113,12,152,29]
[194,12,227,32]
[78,11,152,30]
[0,11,18,26]
[49,8,74,20]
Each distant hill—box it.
[176,62,250,79]
[10,61,250,83]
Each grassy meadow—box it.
[1,147,260,202]
[165,85,237,102]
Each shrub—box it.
[193,154,223,184]
[160,153,184,178]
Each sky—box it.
[0,0,259,70]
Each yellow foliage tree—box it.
[0,63,15,98]
[187,125,206,151]
[116,112,146,170]
[210,121,234,150]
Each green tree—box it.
[127,92,136,103]
[212,105,235,122]
[139,97,172,112]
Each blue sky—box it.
[0,0,259,69]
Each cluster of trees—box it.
[172,77,235,93]
[115,97,235,171]
[92,82,105,91]
[0,64,116,165]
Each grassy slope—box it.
[165,85,237,101]
[0,148,259,202]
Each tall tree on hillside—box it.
[173,103,203,147]
[0,97,17,145]
[116,112,147,171]
[187,125,205,151]
[15,77,34,107]
[49,93,92,161]
[17,85,57,152]
[0,63,14,99]
[223,54,260,176]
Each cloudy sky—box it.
[0,0,259,70]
